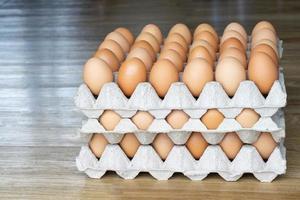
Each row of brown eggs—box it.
[99,108,260,131]
[89,132,277,161]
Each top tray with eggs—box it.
[75,21,286,119]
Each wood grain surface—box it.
[0,0,299,199]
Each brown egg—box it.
[251,44,278,66]
[131,111,154,130]
[127,47,153,71]
[136,32,160,52]
[194,23,218,41]
[83,58,113,95]
[119,133,141,158]
[183,58,214,97]
[131,40,156,62]
[235,108,260,128]
[201,109,224,129]
[215,57,246,97]
[251,39,278,57]
[98,39,125,62]
[252,132,277,160]
[220,38,245,53]
[94,49,120,72]
[105,31,130,53]
[224,22,247,41]
[169,23,192,44]
[117,58,147,97]
[165,33,188,52]
[166,110,189,129]
[251,28,277,47]
[219,47,247,68]
[115,27,134,45]
[188,46,214,66]
[152,133,174,160]
[220,132,243,160]
[252,21,276,36]
[159,49,184,72]
[149,59,179,98]
[190,40,216,61]
[162,42,187,61]
[142,24,163,44]
[89,134,108,158]
[221,30,247,49]
[186,132,208,160]
[248,52,278,95]
[194,31,218,51]
[99,110,121,131]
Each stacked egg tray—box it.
[75,40,286,182]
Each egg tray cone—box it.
[76,140,286,182]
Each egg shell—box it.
[235,108,260,128]
[194,31,218,51]
[251,39,278,57]
[99,110,121,131]
[220,132,243,160]
[252,21,276,36]
[166,110,189,129]
[131,40,156,62]
[248,52,278,95]
[127,47,153,71]
[136,32,160,52]
[159,49,184,72]
[194,23,218,41]
[188,46,214,67]
[115,27,135,45]
[224,22,247,41]
[131,111,154,130]
[83,57,113,96]
[169,23,192,44]
[152,133,174,160]
[142,24,163,44]
[220,38,245,54]
[162,42,187,61]
[117,58,147,97]
[105,31,130,53]
[190,40,216,60]
[149,59,179,98]
[94,49,120,72]
[165,33,188,52]
[183,58,214,97]
[89,134,108,158]
[219,47,247,68]
[252,132,277,160]
[221,30,247,50]
[98,39,125,62]
[119,133,141,158]
[251,28,277,47]
[251,44,278,66]
[215,57,246,97]
[200,109,225,130]
[186,132,208,160]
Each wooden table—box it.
[0,0,299,199]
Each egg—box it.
[89,134,108,158]
[131,40,156,62]
[219,132,243,160]
[166,110,189,129]
[221,30,247,49]
[169,23,192,44]
[117,58,147,97]
[252,21,276,36]
[251,44,278,66]
[186,132,208,160]
[194,31,218,51]
[165,33,188,52]
[162,42,187,61]
[136,32,160,52]
[200,109,224,129]
[190,40,216,60]
[159,49,183,72]
[127,47,153,71]
[119,133,141,158]
[223,22,247,41]
[248,52,278,95]
[149,59,179,98]
[188,46,214,66]
[251,28,277,47]
[142,24,163,44]
[215,57,246,96]
[115,27,134,45]
[98,39,125,62]
[194,23,218,42]
[235,108,260,128]
[220,38,245,53]
[83,58,113,95]
[219,47,247,68]
[99,110,121,131]
[183,58,214,97]
[105,31,130,53]
[94,49,120,72]
[152,133,174,160]
[131,111,154,130]
[252,132,277,160]
[251,39,278,56]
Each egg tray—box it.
[76,140,286,182]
